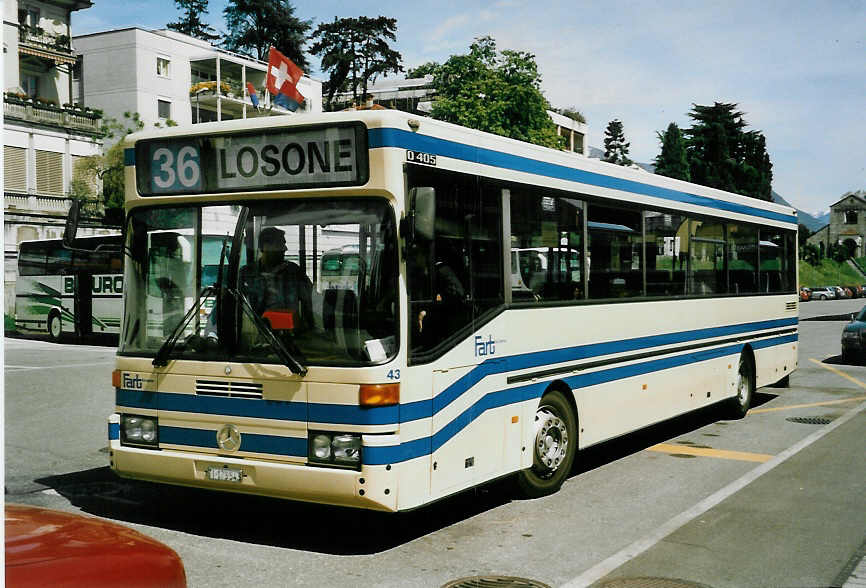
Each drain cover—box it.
[597,577,711,588]
[441,576,551,588]
[786,416,835,425]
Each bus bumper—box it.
[108,439,399,512]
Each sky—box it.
[72,0,865,217]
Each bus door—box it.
[75,271,93,337]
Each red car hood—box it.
[5,504,186,587]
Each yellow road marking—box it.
[749,395,866,414]
[648,443,773,463]
[808,358,866,390]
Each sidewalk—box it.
[589,402,866,587]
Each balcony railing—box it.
[19,25,71,54]
[4,96,102,135]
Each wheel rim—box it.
[736,361,750,408]
[531,406,569,478]
[50,315,61,339]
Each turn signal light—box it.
[112,370,121,388]
[359,383,399,407]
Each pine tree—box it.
[310,16,402,108]
[603,119,632,166]
[684,102,773,200]
[654,122,690,181]
[223,0,311,69]
[167,0,219,42]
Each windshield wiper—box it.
[231,287,308,377]
[152,286,216,367]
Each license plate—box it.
[206,466,243,483]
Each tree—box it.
[603,119,632,166]
[406,61,438,78]
[310,16,402,109]
[654,122,690,181]
[684,102,773,200]
[427,36,561,149]
[553,107,586,124]
[75,112,176,222]
[167,0,219,42]
[223,0,311,70]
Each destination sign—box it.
[136,123,368,196]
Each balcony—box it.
[18,26,76,65]
[4,94,102,135]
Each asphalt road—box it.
[4,306,865,588]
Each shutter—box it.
[35,150,64,196]
[4,146,28,192]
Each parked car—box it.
[834,286,848,299]
[5,504,186,587]
[810,286,836,300]
[799,287,811,302]
[841,306,866,364]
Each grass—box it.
[800,258,866,288]
[4,314,16,334]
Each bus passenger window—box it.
[508,187,583,303]
[688,219,726,296]
[728,223,758,294]
[588,205,642,299]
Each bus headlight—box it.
[332,434,362,465]
[311,434,332,460]
[120,414,159,448]
[308,432,361,469]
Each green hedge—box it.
[800,258,865,288]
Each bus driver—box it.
[240,226,313,331]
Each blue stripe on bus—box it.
[368,127,797,225]
[124,148,135,166]
[362,333,798,465]
[108,422,119,441]
[116,317,797,429]
[159,425,306,457]
[427,317,798,420]
[116,388,307,421]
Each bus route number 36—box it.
[152,144,202,192]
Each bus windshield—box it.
[120,198,398,367]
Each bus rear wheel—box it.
[516,390,577,498]
[47,311,62,342]
[727,353,754,419]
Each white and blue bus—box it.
[15,235,123,341]
[108,110,797,511]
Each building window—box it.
[158,99,171,119]
[845,210,858,225]
[35,150,64,196]
[4,146,28,193]
[157,57,170,78]
[22,75,38,98]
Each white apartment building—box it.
[73,28,322,130]
[3,0,106,313]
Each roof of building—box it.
[830,191,866,209]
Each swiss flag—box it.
[266,47,305,110]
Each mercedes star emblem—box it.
[217,424,241,452]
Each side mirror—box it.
[408,187,435,243]
[63,200,80,247]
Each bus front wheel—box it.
[516,390,577,498]
[47,311,62,342]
